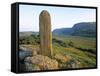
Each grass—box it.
[53,35,96,48]
[19,34,97,69]
[52,35,96,68]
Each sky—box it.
[19,4,96,32]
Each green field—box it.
[52,35,96,68]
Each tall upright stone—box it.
[39,10,53,57]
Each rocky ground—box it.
[19,45,80,72]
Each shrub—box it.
[68,41,74,47]
[19,35,40,45]
[52,38,67,47]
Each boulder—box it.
[25,55,58,70]
[25,62,40,71]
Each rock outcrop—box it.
[24,55,58,71]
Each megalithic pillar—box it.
[39,10,53,57]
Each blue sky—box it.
[19,5,96,32]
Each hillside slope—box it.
[53,22,96,37]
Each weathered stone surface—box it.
[19,45,40,59]
[66,59,81,68]
[24,55,58,70]
[54,54,71,63]
[39,10,53,57]
[19,46,33,60]
[24,62,40,71]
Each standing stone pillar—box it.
[39,10,53,57]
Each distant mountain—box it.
[53,22,96,37]
[19,31,39,37]
[71,22,96,37]
[53,28,72,35]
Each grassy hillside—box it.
[52,35,96,68]
[19,33,96,69]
